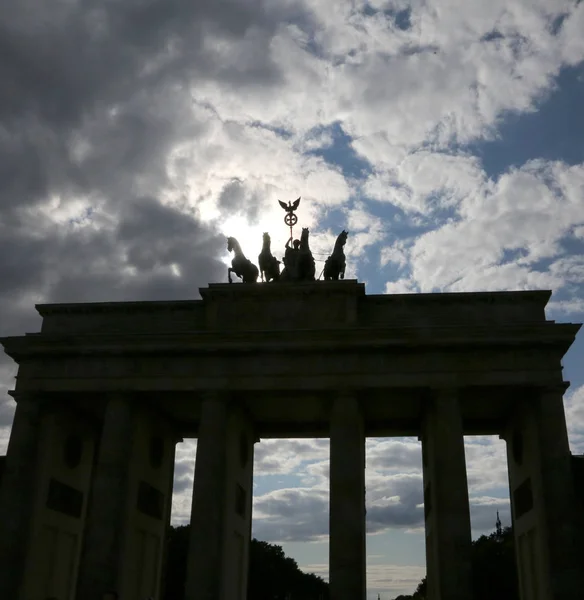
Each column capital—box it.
[422,388,461,428]
[336,388,356,400]
[429,387,460,402]
[9,391,47,407]
[200,390,228,403]
[539,382,570,396]
[102,392,135,412]
[330,391,362,420]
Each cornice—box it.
[199,279,366,300]
[1,322,580,361]
[365,289,552,306]
[36,299,204,316]
[35,287,551,317]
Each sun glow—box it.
[221,213,296,268]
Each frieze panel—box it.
[360,291,549,326]
[213,295,349,330]
[39,302,206,334]
[18,346,561,385]
[30,286,554,337]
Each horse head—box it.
[339,230,349,245]
[227,237,236,253]
[262,232,271,245]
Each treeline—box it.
[162,521,519,600]
[162,525,329,600]
[394,524,519,600]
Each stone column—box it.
[160,432,183,599]
[329,392,366,600]
[0,394,43,600]
[76,395,135,600]
[536,387,583,597]
[506,386,584,600]
[185,393,230,600]
[185,394,255,600]
[421,389,473,600]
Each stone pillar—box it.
[0,394,42,600]
[329,392,366,600]
[76,395,135,600]
[421,389,473,600]
[506,386,584,600]
[185,394,255,600]
[160,432,183,599]
[20,401,97,600]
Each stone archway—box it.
[1,281,582,599]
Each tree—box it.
[161,525,329,600]
[472,525,518,600]
[393,518,519,600]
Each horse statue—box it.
[227,237,259,283]
[296,227,316,281]
[258,232,280,282]
[323,230,349,281]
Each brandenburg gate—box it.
[0,281,582,600]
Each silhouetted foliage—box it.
[393,522,519,600]
[247,539,329,599]
[164,521,518,600]
[472,525,519,600]
[162,525,329,600]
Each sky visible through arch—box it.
[1,1,584,598]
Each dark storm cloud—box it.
[0,0,310,221]
[252,474,426,542]
[366,474,425,532]
[253,488,329,542]
[0,0,289,131]
[367,440,423,471]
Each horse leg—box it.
[228,267,233,283]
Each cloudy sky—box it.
[1,0,584,597]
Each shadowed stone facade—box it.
[0,280,582,599]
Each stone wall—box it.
[31,281,553,335]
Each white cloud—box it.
[406,160,584,294]
[253,487,330,542]
[384,278,418,294]
[254,438,329,476]
[566,384,584,454]
[364,151,487,213]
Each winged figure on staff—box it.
[278,197,301,214]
